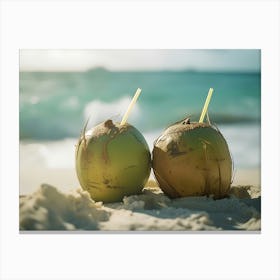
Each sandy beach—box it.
[19,167,261,231]
[18,54,261,232]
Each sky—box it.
[19,49,260,72]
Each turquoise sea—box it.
[19,68,261,168]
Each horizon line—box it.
[19,67,261,74]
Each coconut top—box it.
[154,118,218,147]
[79,119,149,152]
[84,119,132,139]
[164,119,211,135]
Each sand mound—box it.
[20,183,261,231]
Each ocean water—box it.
[19,69,261,169]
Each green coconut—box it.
[152,118,232,199]
[75,119,151,203]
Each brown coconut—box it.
[152,118,232,199]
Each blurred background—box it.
[19,49,261,194]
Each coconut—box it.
[152,118,232,199]
[75,119,151,203]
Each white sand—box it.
[20,181,261,231]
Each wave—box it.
[20,70,260,140]
[19,95,259,141]
[83,96,140,129]
[20,93,144,140]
